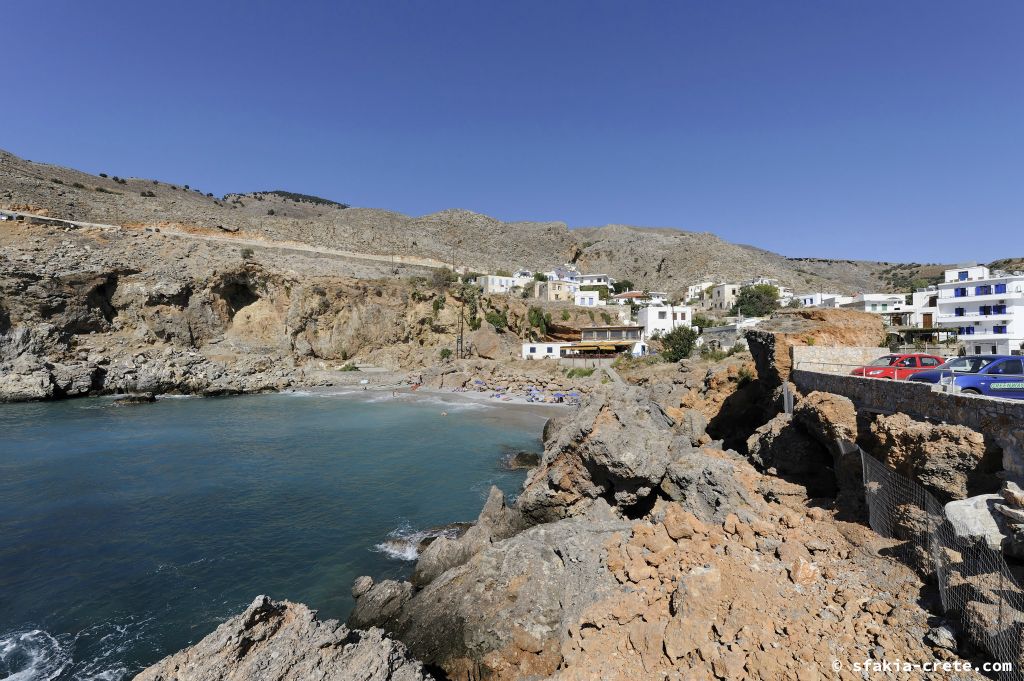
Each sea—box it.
[0,390,545,680]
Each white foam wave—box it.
[373,521,465,561]
[0,629,70,681]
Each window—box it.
[955,307,965,317]
[976,285,992,296]
[881,304,888,311]
[981,306,992,316]
[920,357,941,367]
[658,311,667,319]
[955,288,967,298]
[994,305,1007,315]
[992,359,1024,375]
[546,346,553,353]
[975,346,982,354]
[529,347,536,353]
[994,326,1008,334]
[995,283,1007,294]
[897,357,918,367]
[958,270,969,281]
[870,304,878,311]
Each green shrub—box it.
[565,367,596,378]
[485,310,508,330]
[600,312,612,324]
[432,296,446,315]
[72,182,85,189]
[439,348,453,361]
[700,347,729,361]
[660,326,699,362]
[527,306,549,336]
[339,363,360,371]
[561,310,570,321]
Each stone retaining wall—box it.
[791,346,887,375]
[792,370,1024,478]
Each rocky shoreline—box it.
[131,375,993,680]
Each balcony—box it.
[936,313,1012,323]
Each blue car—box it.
[908,355,1024,399]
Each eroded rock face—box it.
[133,595,431,681]
[867,412,1000,501]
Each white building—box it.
[521,342,572,360]
[610,290,668,307]
[580,273,616,290]
[935,265,1024,356]
[794,292,842,308]
[574,290,606,307]
[473,270,535,294]
[638,305,693,339]
[709,283,740,311]
[543,264,581,284]
[685,281,715,302]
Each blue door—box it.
[983,359,1024,399]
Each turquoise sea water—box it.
[0,391,544,680]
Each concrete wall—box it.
[791,346,888,375]
[792,369,1024,478]
[557,357,615,369]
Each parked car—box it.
[910,355,1024,399]
[906,355,1002,385]
[849,353,946,380]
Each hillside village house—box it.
[794,292,842,307]
[710,283,740,311]
[936,265,1024,356]
[543,265,582,284]
[574,290,606,307]
[474,273,533,295]
[638,305,693,338]
[685,281,715,302]
[534,278,579,302]
[610,290,668,306]
[521,341,571,360]
[580,273,616,290]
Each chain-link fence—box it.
[861,450,1024,679]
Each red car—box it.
[850,353,946,380]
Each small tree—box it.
[660,326,699,362]
[692,313,717,330]
[533,272,548,282]
[495,269,512,277]
[612,280,634,294]
[430,268,455,291]
[732,284,780,317]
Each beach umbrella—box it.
[568,392,580,397]
[553,392,565,397]
[474,379,486,385]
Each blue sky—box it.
[3,1,1021,262]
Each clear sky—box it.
[3,1,1021,263]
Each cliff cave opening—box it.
[213,280,260,321]
[85,274,119,325]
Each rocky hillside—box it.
[0,149,953,295]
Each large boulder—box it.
[133,595,431,681]
[659,446,762,523]
[516,387,676,522]
[352,511,630,680]
[867,412,1000,501]
[745,412,837,497]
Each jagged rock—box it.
[133,595,431,681]
[113,393,156,405]
[349,580,415,632]
[792,391,861,496]
[357,511,630,680]
[0,356,54,401]
[745,413,837,497]
[659,447,761,523]
[352,575,374,599]
[868,412,999,501]
[517,387,676,522]
[670,407,708,447]
[412,486,526,586]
